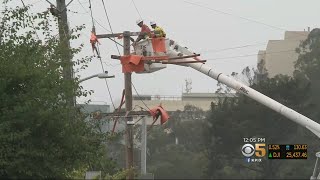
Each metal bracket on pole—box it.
[127,121,135,125]
[141,116,147,175]
[311,152,320,180]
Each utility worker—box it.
[150,21,166,38]
[134,19,152,44]
[90,31,101,58]
[48,4,60,19]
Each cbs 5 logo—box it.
[241,143,266,157]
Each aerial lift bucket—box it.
[133,38,170,73]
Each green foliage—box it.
[295,28,320,79]
[204,28,320,179]
[103,168,133,180]
[205,74,320,179]
[139,28,320,179]
[0,1,116,178]
[147,106,208,179]
[295,28,320,120]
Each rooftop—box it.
[77,104,110,114]
[182,93,235,98]
[133,93,236,101]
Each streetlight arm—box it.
[79,73,115,83]
[79,74,99,83]
[98,74,115,79]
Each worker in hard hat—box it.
[90,30,101,58]
[150,21,166,38]
[134,19,152,44]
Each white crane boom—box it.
[134,38,320,138]
[132,38,320,179]
[166,40,320,138]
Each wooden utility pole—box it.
[56,0,74,105]
[96,30,143,179]
[123,31,134,179]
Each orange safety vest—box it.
[90,33,99,44]
[141,24,152,38]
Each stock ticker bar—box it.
[268,144,307,159]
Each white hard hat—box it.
[136,19,143,25]
[150,21,156,25]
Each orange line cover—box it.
[120,55,145,73]
[149,105,170,125]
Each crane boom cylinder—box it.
[166,50,320,138]
[132,38,320,178]
[132,38,320,138]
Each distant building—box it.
[78,104,126,133]
[78,104,127,168]
[256,30,310,79]
[79,104,110,116]
[77,93,235,170]
[133,93,235,112]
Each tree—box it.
[204,74,319,179]
[147,105,208,179]
[295,28,320,120]
[0,2,115,178]
[203,28,320,179]
[216,66,255,94]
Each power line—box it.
[111,68,153,111]
[132,83,151,111]
[76,0,111,33]
[184,1,308,38]
[69,0,89,7]
[77,0,117,110]
[97,51,117,110]
[65,0,75,8]
[83,0,116,110]
[200,42,267,54]
[100,0,121,55]
[118,64,152,111]
[131,0,142,19]
[86,0,149,113]
[44,0,55,7]
[97,0,151,111]
[184,1,283,31]
[95,20,111,33]
[182,0,310,59]
[21,0,40,40]
[74,13,121,65]
[206,49,296,61]
[126,0,154,111]
[67,9,89,15]
[104,62,121,67]
[88,0,95,26]
[77,0,123,47]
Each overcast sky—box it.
[5,0,320,108]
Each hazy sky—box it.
[5,0,320,108]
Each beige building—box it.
[132,93,235,112]
[257,30,310,78]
